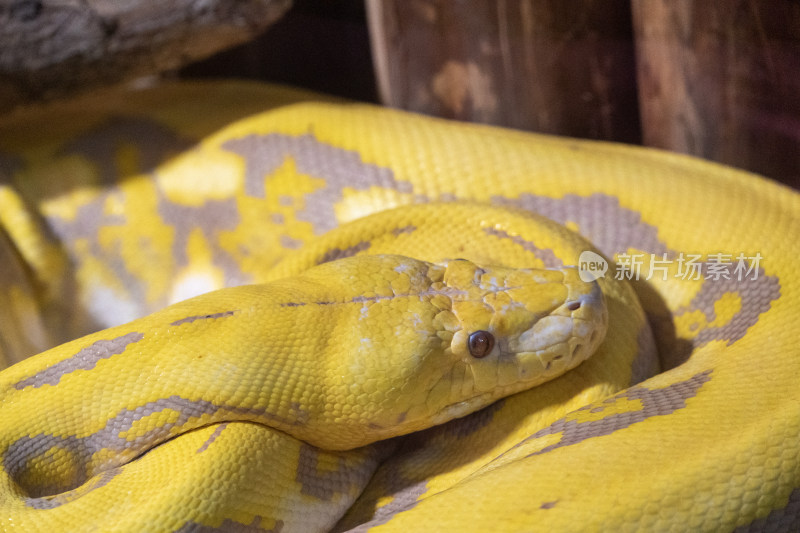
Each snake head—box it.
[418,258,608,426]
[272,254,608,448]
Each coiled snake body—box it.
[0,82,798,531]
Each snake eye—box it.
[468,330,494,358]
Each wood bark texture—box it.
[0,0,292,111]
[367,0,641,142]
[633,0,800,186]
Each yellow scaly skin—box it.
[0,81,798,531]
[0,253,606,531]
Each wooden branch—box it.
[0,0,292,111]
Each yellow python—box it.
[0,81,798,531]
[0,248,609,530]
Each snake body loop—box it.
[0,81,797,531]
[0,253,605,509]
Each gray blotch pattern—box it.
[391,225,417,236]
[42,118,198,321]
[25,469,120,510]
[279,234,304,250]
[513,370,713,458]
[334,401,506,529]
[492,193,780,351]
[347,372,709,527]
[734,487,800,532]
[47,196,149,311]
[482,227,563,268]
[175,516,278,532]
[155,192,249,285]
[44,120,254,293]
[339,479,429,533]
[318,242,371,265]
[5,396,284,500]
[6,433,83,499]
[195,423,229,454]
[170,311,236,327]
[46,197,125,249]
[492,193,670,257]
[295,444,378,502]
[676,272,781,347]
[221,133,413,235]
[14,331,144,389]
[61,117,195,187]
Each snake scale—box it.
[0,81,798,532]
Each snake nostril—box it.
[567,301,581,311]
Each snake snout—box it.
[513,274,607,382]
